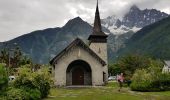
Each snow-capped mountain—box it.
[101,5,169,35]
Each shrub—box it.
[130,69,154,91]
[34,68,52,98]
[6,88,28,100]
[130,69,170,91]
[0,63,8,93]
[151,73,170,91]
[22,87,41,100]
[12,67,52,99]
[13,68,36,89]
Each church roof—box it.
[50,38,106,66]
[88,0,107,38]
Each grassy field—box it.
[45,82,170,100]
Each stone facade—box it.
[53,45,107,86]
[89,42,107,63]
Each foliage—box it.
[0,46,32,69]
[0,63,8,93]
[114,54,164,80]
[13,68,37,89]
[6,87,41,100]
[108,64,121,76]
[12,66,53,99]
[130,69,154,91]
[114,54,153,80]
[0,48,9,64]
[130,62,170,91]
[34,68,52,98]
[6,88,27,100]
[118,16,170,60]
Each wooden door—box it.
[72,68,84,85]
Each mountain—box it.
[101,5,169,35]
[101,5,169,55]
[117,16,170,60]
[0,17,93,63]
[0,6,169,64]
[0,17,113,64]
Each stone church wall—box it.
[54,46,108,86]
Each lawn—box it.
[45,82,170,100]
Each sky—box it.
[0,0,170,42]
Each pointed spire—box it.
[93,0,102,33]
[88,0,107,42]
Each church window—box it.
[98,48,101,53]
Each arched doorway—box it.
[66,60,92,86]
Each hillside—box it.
[0,17,113,64]
[117,16,170,60]
[0,17,93,63]
[101,5,168,54]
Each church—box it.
[50,1,108,86]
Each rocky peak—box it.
[62,17,89,31]
[129,5,140,12]
[101,5,169,35]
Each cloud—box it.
[0,0,169,42]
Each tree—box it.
[0,46,32,68]
[108,64,121,76]
[0,48,9,65]
[115,54,157,80]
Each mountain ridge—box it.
[0,6,169,64]
[117,16,170,60]
[101,5,169,35]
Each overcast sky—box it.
[0,0,170,42]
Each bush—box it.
[130,69,156,91]
[0,63,8,93]
[151,73,170,91]
[6,87,41,100]
[6,88,28,100]
[12,67,52,99]
[13,68,36,89]
[130,69,170,91]
[22,87,41,100]
[35,71,50,98]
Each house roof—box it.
[50,38,106,66]
[164,61,170,67]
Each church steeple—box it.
[88,0,107,43]
[93,0,102,33]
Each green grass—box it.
[45,82,170,100]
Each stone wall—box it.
[54,46,108,86]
